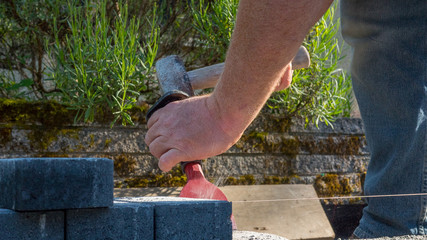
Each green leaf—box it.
[6,79,34,91]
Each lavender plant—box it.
[46,0,159,125]
[268,2,352,127]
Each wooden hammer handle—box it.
[188,46,310,90]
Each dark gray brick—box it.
[0,158,113,211]
[116,197,233,240]
[0,208,64,240]
[154,201,232,240]
[66,202,154,240]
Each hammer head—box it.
[155,55,194,97]
[146,56,194,120]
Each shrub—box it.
[190,0,352,126]
[1,0,351,126]
[0,0,69,99]
[268,2,352,126]
[46,0,159,125]
[189,0,238,66]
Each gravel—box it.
[233,231,288,240]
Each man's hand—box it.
[145,65,293,172]
[144,95,242,172]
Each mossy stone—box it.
[113,154,137,177]
[314,174,354,197]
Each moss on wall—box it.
[0,98,147,126]
[225,175,256,185]
[27,128,57,151]
[257,114,293,133]
[113,154,137,177]
[25,127,82,152]
[237,131,364,157]
[263,175,292,184]
[299,136,364,155]
[237,131,300,158]
[104,138,112,149]
[314,173,354,197]
[0,127,12,146]
[265,174,299,184]
[119,166,187,188]
[0,98,75,126]
[222,174,301,186]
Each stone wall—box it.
[0,115,368,198]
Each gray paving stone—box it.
[66,202,154,240]
[0,158,113,211]
[116,197,233,240]
[0,208,64,240]
[154,201,232,240]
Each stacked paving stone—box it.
[0,158,232,240]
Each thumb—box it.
[158,149,189,172]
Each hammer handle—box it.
[188,46,310,90]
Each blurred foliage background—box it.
[0,0,351,126]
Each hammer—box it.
[146,46,310,230]
[146,46,309,119]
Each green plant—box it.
[190,0,352,127]
[190,0,238,65]
[46,0,159,125]
[0,0,205,125]
[1,0,351,127]
[0,71,34,99]
[268,2,352,126]
[153,1,198,61]
[0,0,68,99]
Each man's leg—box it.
[341,0,426,237]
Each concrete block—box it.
[66,202,154,240]
[0,158,113,211]
[116,197,233,240]
[0,209,64,240]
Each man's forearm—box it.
[145,0,334,172]
[208,0,333,136]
